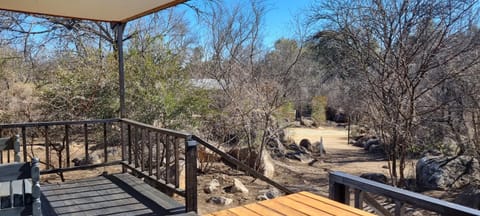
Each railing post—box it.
[31,157,41,216]
[185,137,197,213]
[329,172,349,204]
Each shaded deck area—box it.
[204,192,375,216]
[41,173,195,216]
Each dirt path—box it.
[276,126,391,196]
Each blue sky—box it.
[262,1,313,48]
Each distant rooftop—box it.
[190,79,225,90]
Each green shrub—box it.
[311,96,327,124]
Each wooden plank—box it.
[272,196,335,216]
[110,173,184,210]
[0,162,31,182]
[257,199,308,216]
[299,191,375,216]
[288,193,360,216]
[211,210,238,216]
[242,203,284,216]
[228,206,262,216]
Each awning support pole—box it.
[114,22,127,118]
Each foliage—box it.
[311,95,327,124]
[125,31,211,129]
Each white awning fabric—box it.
[0,0,186,22]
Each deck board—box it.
[204,191,375,216]
[41,173,194,216]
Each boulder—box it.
[416,155,480,190]
[367,144,384,154]
[207,196,233,206]
[226,148,275,178]
[454,186,480,209]
[230,178,249,194]
[353,136,369,148]
[364,138,380,151]
[360,173,387,184]
[204,179,220,194]
[299,139,313,152]
[300,118,315,127]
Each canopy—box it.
[0,0,186,23]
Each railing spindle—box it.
[65,125,70,167]
[156,133,160,180]
[354,189,363,209]
[148,130,153,176]
[103,123,108,163]
[127,124,132,165]
[140,128,145,172]
[165,135,171,183]
[22,126,27,162]
[84,124,89,162]
[45,126,50,167]
[395,200,405,216]
[174,137,180,188]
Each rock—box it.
[207,196,233,206]
[454,186,480,209]
[368,144,384,154]
[226,148,275,178]
[353,136,369,148]
[300,118,315,127]
[204,179,220,194]
[260,152,275,179]
[360,173,387,184]
[231,178,249,194]
[364,138,379,151]
[416,155,480,190]
[299,139,313,152]
[256,187,281,201]
[313,137,326,156]
[285,151,315,164]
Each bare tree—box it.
[311,0,480,185]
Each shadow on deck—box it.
[41,173,195,216]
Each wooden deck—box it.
[40,173,196,216]
[204,191,375,216]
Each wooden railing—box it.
[0,118,198,213]
[329,171,480,216]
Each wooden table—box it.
[204,191,375,216]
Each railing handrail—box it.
[120,118,191,138]
[0,118,120,128]
[329,171,480,216]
